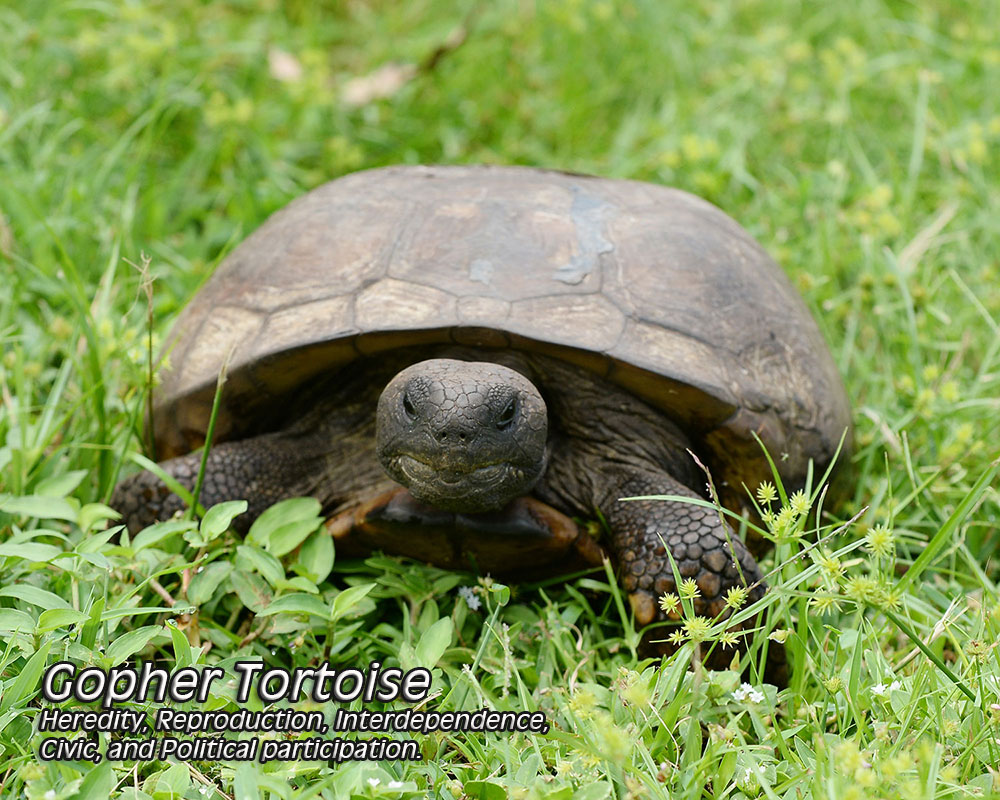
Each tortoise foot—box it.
[602,468,788,685]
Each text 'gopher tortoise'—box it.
[113,165,851,679]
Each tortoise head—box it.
[375,359,548,512]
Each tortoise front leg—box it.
[601,469,786,683]
[111,435,312,534]
[113,387,386,535]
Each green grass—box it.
[2,0,1000,797]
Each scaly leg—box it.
[110,433,328,534]
[601,468,786,683]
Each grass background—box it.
[1,0,1000,798]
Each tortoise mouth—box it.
[391,454,536,512]
[399,456,513,485]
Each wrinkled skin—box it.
[113,347,784,682]
[376,359,548,512]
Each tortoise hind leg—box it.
[600,468,787,685]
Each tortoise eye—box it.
[402,392,417,420]
[497,398,517,430]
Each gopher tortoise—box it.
[113,165,850,675]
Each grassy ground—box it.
[2,0,1000,797]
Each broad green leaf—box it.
[236,545,285,586]
[464,781,506,800]
[0,585,72,610]
[330,583,375,622]
[71,760,112,799]
[0,707,21,736]
[262,519,322,557]
[81,597,105,650]
[0,495,78,521]
[104,625,162,665]
[297,530,334,583]
[259,593,330,619]
[229,571,273,613]
[0,610,37,635]
[198,500,248,540]
[132,519,198,552]
[397,641,416,671]
[73,551,113,569]
[488,581,510,606]
[78,503,120,534]
[187,561,233,606]
[275,576,319,594]
[0,543,63,562]
[247,498,323,556]
[34,470,87,497]
[154,761,189,799]
[0,640,51,713]
[168,621,194,669]
[247,497,322,542]
[36,608,88,632]
[76,526,120,553]
[233,763,261,800]
[574,783,611,800]
[256,773,300,797]
[415,616,453,669]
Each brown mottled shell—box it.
[154,165,850,515]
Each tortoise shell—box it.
[154,165,850,517]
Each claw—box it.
[629,590,657,626]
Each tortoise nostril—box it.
[435,426,472,444]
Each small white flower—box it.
[388,781,404,789]
[44,792,56,800]
[733,682,765,704]
[458,585,482,611]
[368,777,381,787]
[739,764,767,787]
[872,679,901,698]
